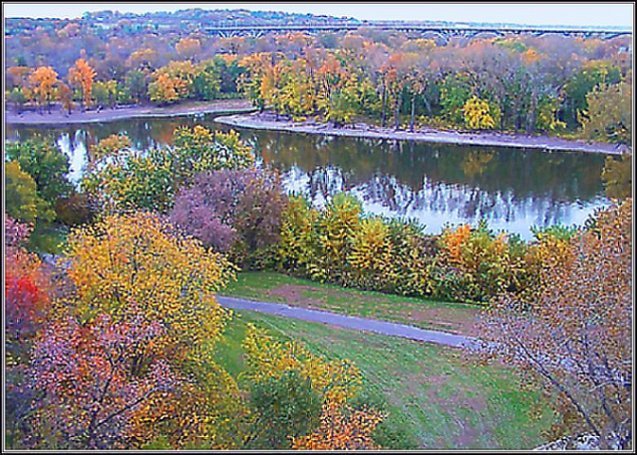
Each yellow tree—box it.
[62,212,237,363]
[29,66,58,113]
[148,73,179,105]
[463,96,501,130]
[68,58,97,111]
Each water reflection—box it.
[6,113,609,240]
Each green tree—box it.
[5,161,53,223]
[125,69,148,104]
[562,61,622,129]
[193,61,221,100]
[170,126,255,185]
[246,370,322,449]
[82,147,174,214]
[5,139,72,208]
[439,73,473,125]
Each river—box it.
[6,113,610,240]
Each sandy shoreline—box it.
[5,99,256,125]
[215,112,628,155]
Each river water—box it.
[6,113,610,240]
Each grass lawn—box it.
[222,271,483,336]
[214,308,556,450]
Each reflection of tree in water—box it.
[250,130,609,232]
[6,117,610,235]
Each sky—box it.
[2,3,634,28]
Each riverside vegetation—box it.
[5,122,632,448]
[5,21,632,145]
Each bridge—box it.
[204,22,632,40]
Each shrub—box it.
[386,220,438,297]
[348,217,394,291]
[54,191,94,226]
[5,139,72,207]
[277,195,320,275]
[170,167,287,266]
[5,161,54,223]
[247,369,322,449]
[436,222,513,303]
[309,192,362,284]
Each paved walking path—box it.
[217,295,481,350]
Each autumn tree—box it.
[4,215,54,448]
[18,212,243,450]
[57,81,74,114]
[481,199,632,449]
[27,313,181,449]
[170,167,287,266]
[292,402,384,450]
[175,37,202,62]
[463,96,501,130]
[580,81,632,144]
[68,58,97,111]
[28,66,58,113]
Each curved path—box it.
[217,295,481,350]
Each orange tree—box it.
[28,66,58,113]
[68,58,97,111]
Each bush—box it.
[5,139,72,207]
[5,161,54,224]
[309,192,362,284]
[170,167,287,267]
[55,191,94,226]
[247,369,322,449]
[436,222,513,303]
[277,195,320,275]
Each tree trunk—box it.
[423,95,432,116]
[393,91,401,131]
[380,81,387,128]
[409,93,417,132]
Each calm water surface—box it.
[6,113,610,240]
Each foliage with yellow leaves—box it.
[291,401,384,450]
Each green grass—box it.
[214,309,556,450]
[223,271,482,335]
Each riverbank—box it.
[5,99,256,125]
[215,112,628,155]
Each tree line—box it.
[6,31,632,143]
